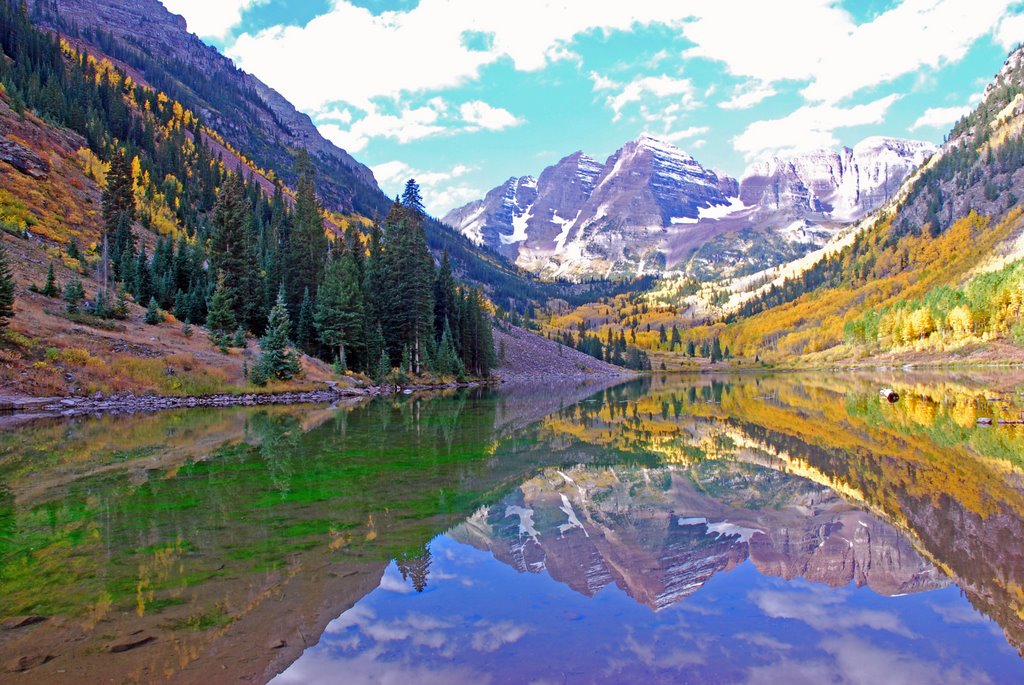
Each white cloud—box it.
[459,101,524,131]
[161,0,264,40]
[318,104,447,153]
[996,12,1024,49]
[606,75,696,121]
[734,94,901,160]
[801,0,1010,103]
[662,126,710,143]
[910,104,972,130]
[682,0,1013,105]
[751,587,915,637]
[207,1,1018,116]
[318,98,521,153]
[227,2,697,112]
[719,82,777,110]
[589,71,619,91]
[371,161,478,216]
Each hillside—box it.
[534,45,1024,369]
[714,45,1024,364]
[0,1,642,402]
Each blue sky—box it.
[161,0,1024,216]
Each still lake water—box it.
[2,373,1024,684]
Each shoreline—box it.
[0,368,636,423]
[0,380,493,423]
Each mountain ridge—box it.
[446,133,934,281]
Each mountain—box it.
[446,134,933,281]
[681,137,936,280]
[24,0,597,312]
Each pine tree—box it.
[374,347,391,386]
[381,204,434,371]
[103,149,135,269]
[366,320,385,376]
[434,319,463,377]
[132,247,153,304]
[113,287,130,320]
[296,286,316,352]
[255,288,301,381]
[401,178,425,218]
[66,237,81,262]
[206,274,237,352]
[209,173,261,330]
[63,277,85,314]
[144,296,161,325]
[40,262,59,297]
[433,250,458,340]
[315,250,365,369]
[285,161,327,315]
[0,241,14,326]
[710,337,723,363]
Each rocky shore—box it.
[0,381,491,423]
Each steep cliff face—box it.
[447,134,932,281]
[739,137,936,223]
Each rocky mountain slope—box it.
[446,134,933,281]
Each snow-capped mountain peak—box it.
[444,134,933,280]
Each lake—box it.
[2,372,1024,684]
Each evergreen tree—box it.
[401,178,425,217]
[40,262,59,297]
[144,296,161,325]
[374,347,391,385]
[206,274,237,351]
[112,287,130,320]
[256,288,301,381]
[434,319,463,377]
[0,241,14,326]
[710,337,723,363]
[209,173,260,330]
[63,277,85,314]
[380,204,434,371]
[315,250,365,369]
[433,250,458,341]
[670,324,682,352]
[132,247,153,304]
[365,320,385,376]
[685,339,695,357]
[285,162,327,315]
[66,237,81,262]
[102,149,135,269]
[296,286,316,353]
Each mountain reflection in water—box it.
[1,373,1023,684]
